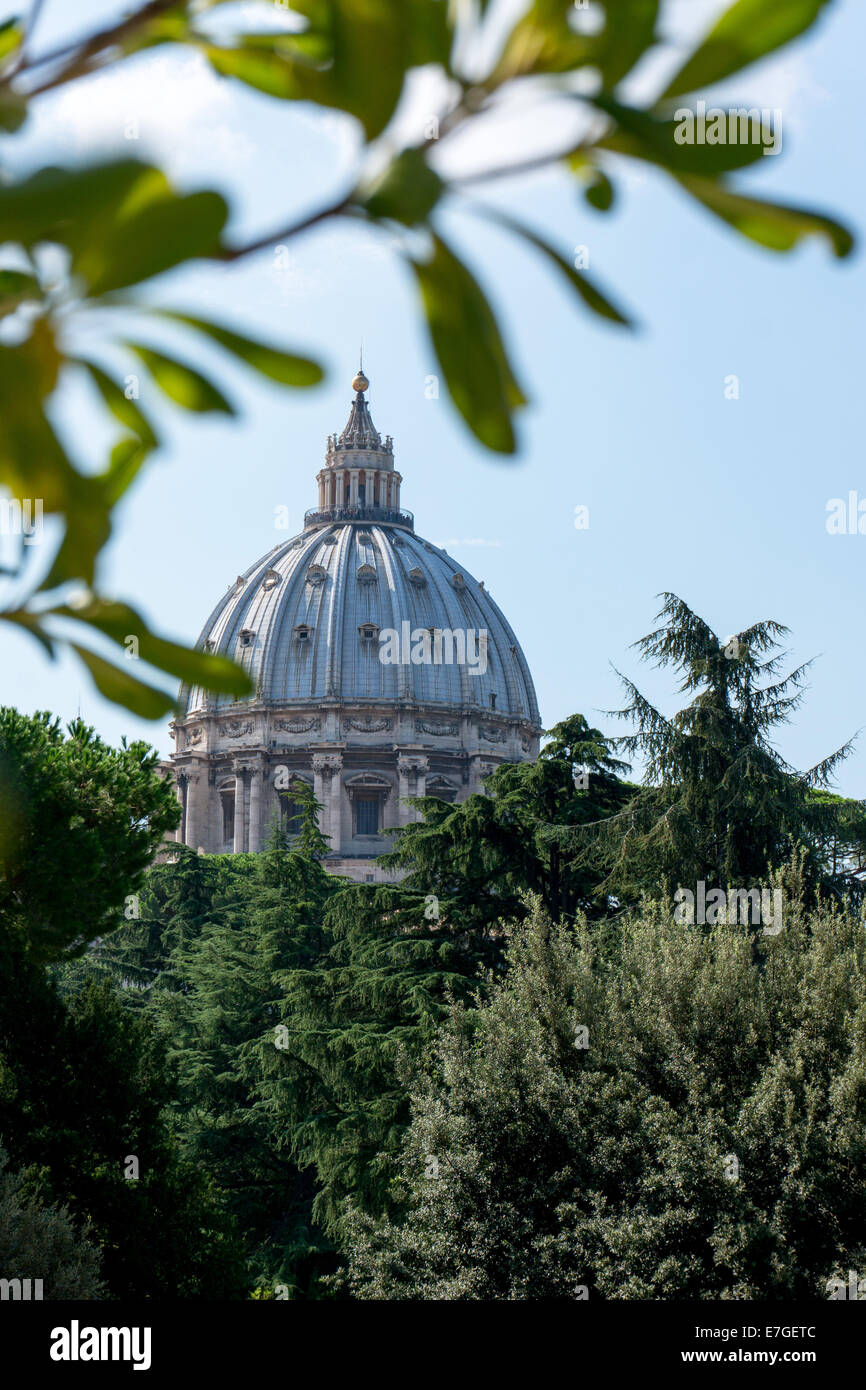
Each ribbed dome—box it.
[182,522,539,722]
[167,370,541,870]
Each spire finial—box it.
[352,351,369,394]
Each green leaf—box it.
[481,205,632,326]
[584,168,615,212]
[412,233,527,454]
[677,175,854,257]
[0,323,76,513]
[204,0,451,140]
[490,1,595,83]
[39,439,156,593]
[120,9,192,54]
[0,269,41,318]
[41,477,115,590]
[101,438,154,508]
[596,0,659,88]
[125,343,235,414]
[203,41,305,99]
[70,644,178,720]
[361,147,444,225]
[79,189,228,295]
[78,360,158,445]
[0,608,56,658]
[402,0,453,71]
[594,96,773,176]
[662,0,835,100]
[0,161,227,292]
[54,599,255,697]
[0,91,27,131]
[0,161,155,255]
[154,313,323,387]
[0,17,22,64]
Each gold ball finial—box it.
[352,369,369,393]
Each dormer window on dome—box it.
[306,564,327,585]
[358,622,379,642]
[238,628,255,647]
[408,567,426,587]
[451,573,465,590]
[357,563,376,584]
[294,623,313,643]
[262,567,280,590]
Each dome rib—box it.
[182,521,539,723]
[180,371,539,727]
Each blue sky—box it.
[1,0,864,795]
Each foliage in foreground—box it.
[0,0,855,715]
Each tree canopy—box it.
[0,707,179,962]
[340,892,866,1300]
[559,594,863,906]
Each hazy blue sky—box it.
[1,0,864,796]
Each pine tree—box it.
[584,593,858,900]
[261,873,499,1236]
[380,714,631,927]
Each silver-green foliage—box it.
[342,889,866,1299]
[0,1148,105,1300]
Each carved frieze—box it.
[276,717,322,734]
[479,725,507,744]
[343,716,392,734]
[415,718,457,737]
[220,718,254,738]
